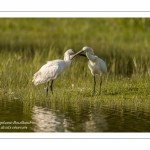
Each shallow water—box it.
[0,99,150,132]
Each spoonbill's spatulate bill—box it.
[72,46,107,94]
[32,49,86,96]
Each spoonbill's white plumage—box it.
[72,46,107,94]
[32,49,85,96]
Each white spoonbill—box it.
[32,49,86,96]
[72,46,107,94]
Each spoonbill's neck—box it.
[86,51,95,62]
[65,59,71,67]
[64,55,72,67]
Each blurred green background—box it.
[0,18,150,76]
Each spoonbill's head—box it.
[64,49,86,61]
[71,46,94,59]
[81,46,94,55]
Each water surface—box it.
[0,98,150,132]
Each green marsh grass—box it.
[0,18,150,115]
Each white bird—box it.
[32,49,86,96]
[72,46,107,94]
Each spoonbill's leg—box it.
[46,82,49,96]
[99,76,102,94]
[93,75,96,94]
[50,80,54,95]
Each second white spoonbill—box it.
[72,46,107,94]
